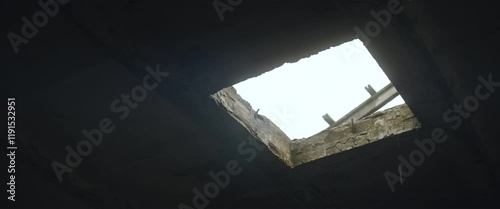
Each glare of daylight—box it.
[233,39,405,140]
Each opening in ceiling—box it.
[233,39,406,140]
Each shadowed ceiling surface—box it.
[2,0,500,208]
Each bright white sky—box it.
[233,39,405,140]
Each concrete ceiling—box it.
[2,0,500,208]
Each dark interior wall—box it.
[367,0,500,174]
[2,0,499,208]
[407,0,500,170]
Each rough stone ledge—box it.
[211,87,294,166]
[290,104,421,167]
[211,87,421,168]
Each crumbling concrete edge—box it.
[211,87,421,168]
[290,104,421,167]
[211,87,294,166]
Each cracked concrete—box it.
[212,87,421,168]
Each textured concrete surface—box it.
[213,87,420,167]
[211,87,293,166]
[292,104,420,166]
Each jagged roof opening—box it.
[233,39,406,140]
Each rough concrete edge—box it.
[290,104,421,167]
[210,87,294,167]
[210,87,421,169]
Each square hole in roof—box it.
[233,39,405,140]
